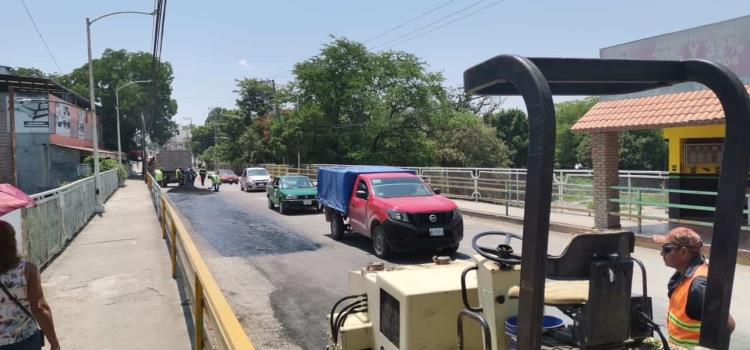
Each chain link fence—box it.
[21,170,120,267]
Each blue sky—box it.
[2,1,749,125]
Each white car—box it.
[240,167,271,192]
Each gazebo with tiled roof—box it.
[571,85,750,229]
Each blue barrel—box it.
[504,315,565,350]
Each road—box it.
[166,182,750,349]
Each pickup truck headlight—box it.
[452,207,461,220]
[387,209,410,223]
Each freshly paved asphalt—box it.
[167,182,750,349]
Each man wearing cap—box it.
[654,227,735,347]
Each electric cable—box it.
[329,294,366,336]
[364,0,455,44]
[376,0,509,51]
[18,0,63,73]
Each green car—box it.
[267,174,322,214]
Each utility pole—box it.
[141,112,147,181]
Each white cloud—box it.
[238,58,254,70]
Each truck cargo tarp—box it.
[317,166,416,216]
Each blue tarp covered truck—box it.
[317,166,463,258]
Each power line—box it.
[18,0,63,73]
[369,0,490,49]
[363,0,455,44]
[378,0,508,51]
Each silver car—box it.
[240,167,271,192]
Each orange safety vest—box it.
[668,263,708,348]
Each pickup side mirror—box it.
[356,189,368,199]
[433,188,442,195]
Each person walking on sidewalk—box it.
[0,221,60,350]
[654,227,735,347]
[199,168,207,187]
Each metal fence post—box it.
[627,174,632,220]
[194,277,205,350]
[505,187,509,216]
[558,172,565,213]
[637,190,642,234]
[746,194,749,226]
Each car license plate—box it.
[303,200,312,205]
[429,227,444,237]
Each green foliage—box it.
[234,78,276,120]
[484,109,529,167]
[555,97,599,168]
[13,67,57,79]
[576,130,667,170]
[82,156,128,182]
[435,112,510,168]
[57,49,178,152]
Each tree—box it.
[234,78,276,121]
[293,37,447,165]
[435,112,510,167]
[555,97,598,168]
[576,130,667,170]
[13,67,57,79]
[57,49,178,152]
[484,108,528,167]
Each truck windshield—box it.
[372,178,433,198]
[281,177,313,189]
[248,169,268,176]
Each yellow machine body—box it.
[330,260,486,350]
[473,254,521,350]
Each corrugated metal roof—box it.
[571,85,750,133]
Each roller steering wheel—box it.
[472,231,523,267]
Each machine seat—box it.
[508,280,589,306]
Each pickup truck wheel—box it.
[330,214,345,240]
[279,200,287,214]
[267,196,275,209]
[372,226,391,259]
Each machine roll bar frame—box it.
[464,56,750,349]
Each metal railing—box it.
[22,169,119,267]
[612,186,750,233]
[146,173,255,350]
[261,163,668,217]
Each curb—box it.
[460,207,750,266]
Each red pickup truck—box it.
[317,167,463,258]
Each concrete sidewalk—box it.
[40,180,191,349]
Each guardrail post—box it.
[194,277,205,350]
[637,190,642,234]
[170,217,177,279]
[160,199,168,239]
[505,187,509,216]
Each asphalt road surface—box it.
[166,182,750,349]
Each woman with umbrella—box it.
[0,184,60,350]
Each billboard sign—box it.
[55,102,72,137]
[10,93,50,133]
[601,15,750,97]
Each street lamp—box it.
[87,9,154,213]
[115,80,151,168]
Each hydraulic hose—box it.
[329,294,366,336]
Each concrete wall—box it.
[16,133,83,194]
[0,93,14,184]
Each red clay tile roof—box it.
[570,85,750,133]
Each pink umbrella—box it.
[0,184,36,216]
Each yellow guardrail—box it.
[146,174,255,350]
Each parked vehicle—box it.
[240,167,271,191]
[317,166,463,258]
[267,174,321,214]
[154,150,192,185]
[218,169,239,184]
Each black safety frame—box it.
[464,56,750,350]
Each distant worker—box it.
[199,168,207,187]
[654,227,735,347]
[155,167,165,187]
[175,168,182,186]
[187,168,197,187]
[0,221,61,350]
[210,172,221,192]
